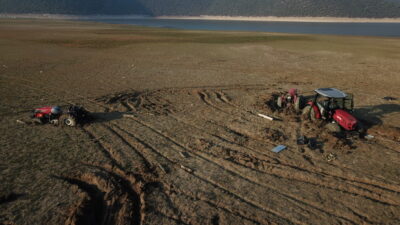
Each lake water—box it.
[80,18,400,37]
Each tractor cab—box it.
[304,88,358,131]
[313,88,354,118]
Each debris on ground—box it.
[158,164,168,173]
[325,153,337,162]
[179,151,190,158]
[382,96,397,101]
[297,135,309,145]
[308,138,318,150]
[265,128,287,142]
[364,134,375,140]
[180,165,193,173]
[272,145,287,153]
[258,113,274,121]
[16,120,27,125]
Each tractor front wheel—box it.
[310,107,318,122]
[59,115,77,127]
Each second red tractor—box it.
[301,88,360,132]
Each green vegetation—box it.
[1,0,400,18]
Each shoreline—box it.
[157,15,400,23]
[1,14,400,23]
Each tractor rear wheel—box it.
[59,115,77,127]
[294,96,302,112]
[325,123,341,133]
[302,106,311,120]
[276,96,283,108]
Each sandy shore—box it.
[158,15,400,23]
[1,13,400,23]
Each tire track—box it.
[170,115,400,206]
[126,115,400,224]
[172,189,263,225]
[189,144,367,225]
[215,91,232,104]
[123,115,358,225]
[197,90,234,115]
[121,117,294,222]
[101,124,155,174]
[80,127,125,170]
[156,211,191,225]
[110,123,178,166]
[213,90,269,121]
[83,125,146,172]
[193,136,399,207]
[6,75,399,225]
[107,120,278,224]
[172,113,400,195]
[58,167,142,225]
[92,89,400,207]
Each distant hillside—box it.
[1,0,400,18]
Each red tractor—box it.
[276,88,303,112]
[31,105,91,127]
[302,88,359,133]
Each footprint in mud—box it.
[322,134,355,152]
[264,128,287,142]
[368,125,400,142]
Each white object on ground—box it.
[179,151,189,158]
[158,164,167,173]
[16,120,26,125]
[365,134,374,140]
[180,165,193,173]
[258,113,274,121]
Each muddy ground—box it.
[0,19,399,225]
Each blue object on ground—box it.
[272,145,287,153]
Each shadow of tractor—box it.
[0,192,25,205]
[354,104,400,128]
[89,112,127,124]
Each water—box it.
[80,17,400,37]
